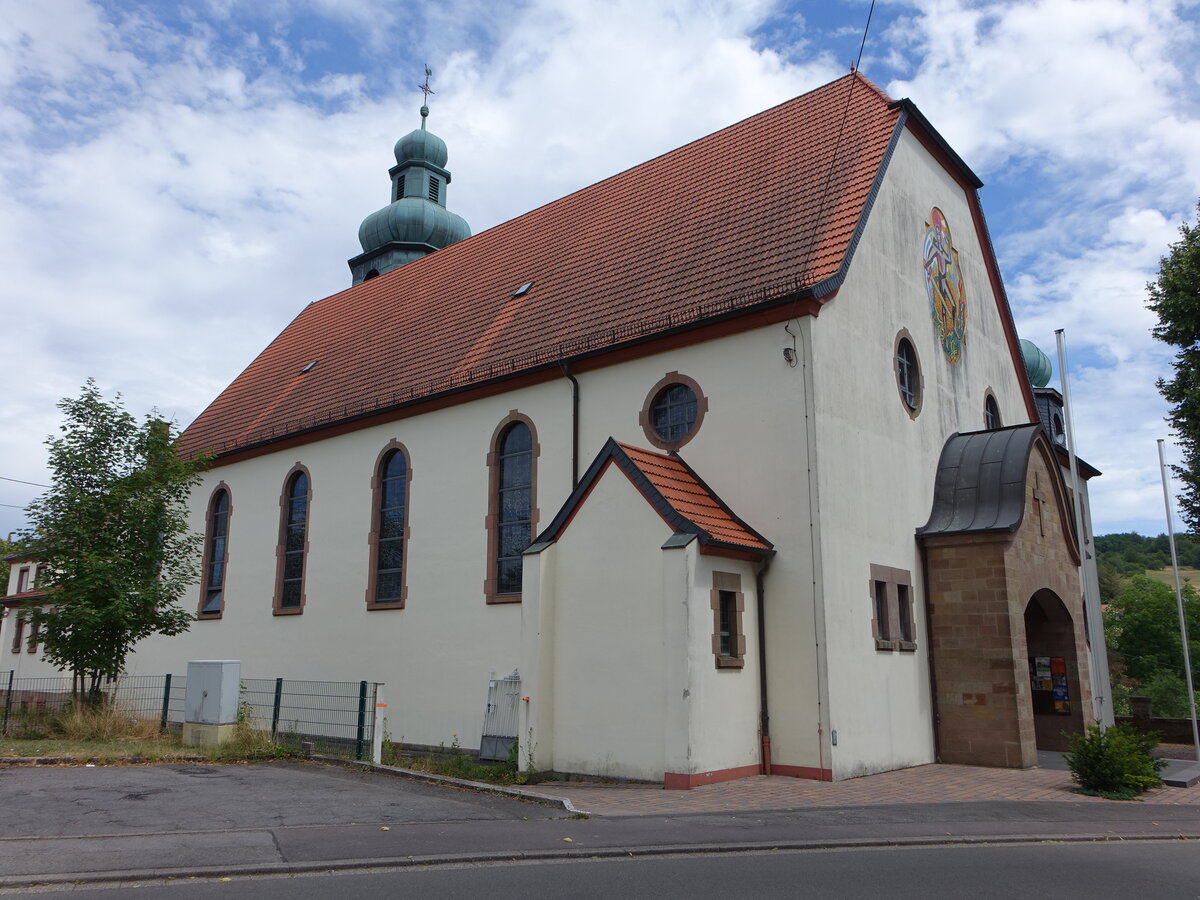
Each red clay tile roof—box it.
[180,74,901,459]
[534,438,772,557]
[1,589,49,607]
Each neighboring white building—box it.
[1,74,1110,785]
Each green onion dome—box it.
[1020,339,1052,388]
[358,197,471,253]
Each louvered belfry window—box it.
[428,177,440,203]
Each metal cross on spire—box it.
[418,65,435,104]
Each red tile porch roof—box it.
[533,439,772,559]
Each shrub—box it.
[1064,724,1167,799]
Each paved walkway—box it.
[530,761,1200,816]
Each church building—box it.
[1,73,1109,786]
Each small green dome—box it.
[1020,339,1052,388]
[358,197,470,253]
[394,127,449,168]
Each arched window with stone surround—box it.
[274,467,311,614]
[367,443,411,609]
[199,486,231,617]
[486,415,538,603]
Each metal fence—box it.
[0,671,381,761]
[240,678,380,760]
[0,672,178,735]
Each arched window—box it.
[199,487,231,617]
[487,417,538,603]
[894,331,922,417]
[275,468,310,614]
[985,394,1001,430]
[368,445,410,609]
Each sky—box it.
[1,0,1198,540]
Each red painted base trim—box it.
[663,764,761,790]
[771,764,834,782]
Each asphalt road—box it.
[2,761,1198,893]
[9,841,1200,899]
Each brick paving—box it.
[531,762,1200,816]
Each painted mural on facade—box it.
[922,207,967,364]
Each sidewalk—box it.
[527,759,1200,816]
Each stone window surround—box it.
[366,440,413,611]
[273,463,312,617]
[16,566,30,594]
[197,482,232,620]
[870,563,917,652]
[639,371,709,452]
[484,411,540,605]
[26,617,39,654]
[893,329,923,419]
[711,571,746,669]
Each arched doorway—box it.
[1023,590,1085,751]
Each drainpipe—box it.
[755,552,775,774]
[560,362,580,488]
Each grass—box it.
[1143,565,1200,586]
[0,736,193,761]
[0,701,299,763]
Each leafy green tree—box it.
[1149,201,1200,530]
[19,381,207,696]
[1104,574,1200,687]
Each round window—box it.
[652,383,698,442]
[640,373,707,450]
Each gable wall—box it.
[808,127,1033,778]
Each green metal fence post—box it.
[159,673,172,733]
[355,680,368,761]
[2,670,13,735]
[271,678,283,738]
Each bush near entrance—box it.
[1063,724,1166,800]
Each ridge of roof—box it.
[532,438,772,558]
[180,73,904,460]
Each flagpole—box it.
[1156,439,1200,761]
[1055,329,1108,727]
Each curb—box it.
[0,755,209,766]
[307,754,588,814]
[2,832,1197,890]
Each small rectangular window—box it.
[16,567,29,593]
[870,565,917,652]
[27,619,39,654]
[428,177,440,203]
[711,572,745,669]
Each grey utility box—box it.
[184,660,241,725]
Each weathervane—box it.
[418,65,434,105]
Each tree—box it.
[20,381,207,696]
[1149,201,1200,530]
[1104,574,1200,687]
